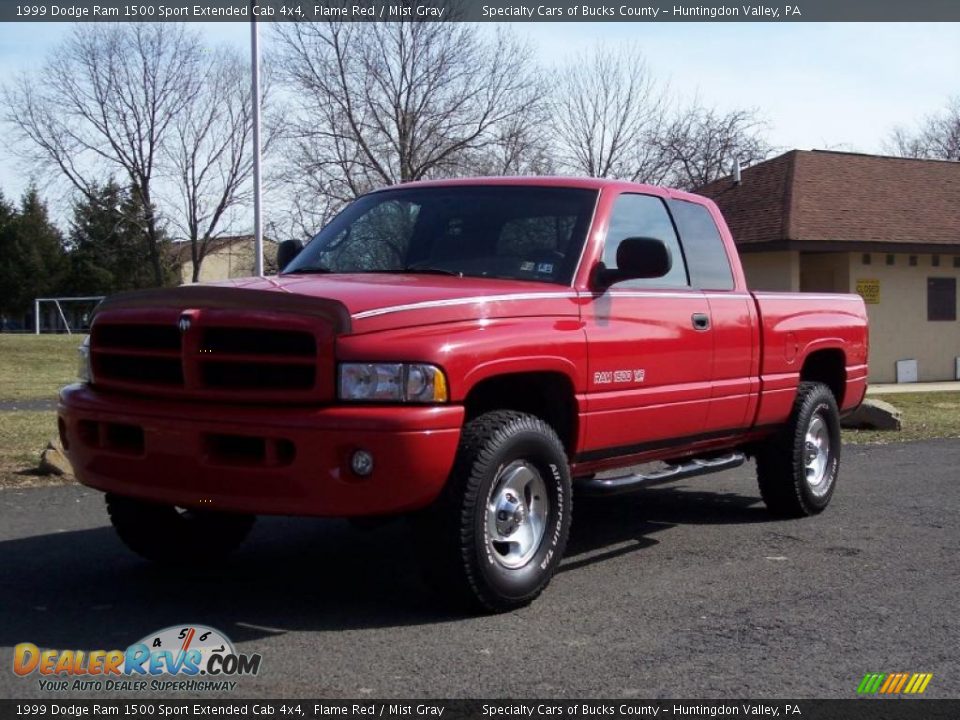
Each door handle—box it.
[692,312,710,331]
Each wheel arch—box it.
[462,370,579,454]
[799,348,846,407]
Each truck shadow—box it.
[0,483,768,648]
[562,484,767,573]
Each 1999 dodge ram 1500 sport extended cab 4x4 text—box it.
[58,177,868,611]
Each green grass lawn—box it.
[843,392,960,445]
[0,334,85,402]
[0,410,61,487]
[0,334,83,486]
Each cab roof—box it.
[373,175,709,205]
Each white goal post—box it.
[33,296,105,335]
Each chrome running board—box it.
[577,452,746,496]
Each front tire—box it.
[414,411,572,612]
[106,494,255,564]
[756,382,841,518]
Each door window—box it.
[603,194,689,288]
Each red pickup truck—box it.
[58,177,868,611]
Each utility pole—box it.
[250,0,264,276]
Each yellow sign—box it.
[856,279,880,304]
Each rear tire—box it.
[106,494,254,564]
[413,411,572,612]
[756,382,841,518]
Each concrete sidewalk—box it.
[867,381,960,395]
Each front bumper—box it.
[58,384,463,517]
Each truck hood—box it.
[94,274,581,337]
[211,273,581,333]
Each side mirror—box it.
[276,239,304,273]
[594,236,672,289]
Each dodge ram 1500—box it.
[58,177,869,611]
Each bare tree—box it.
[550,46,770,190]
[166,51,274,282]
[463,113,556,177]
[552,46,670,182]
[272,20,544,234]
[3,24,204,286]
[268,135,363,241]
[659,104,771,190]
[886,97,960,161]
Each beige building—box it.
[170,236,278,285]
[700,150,960,383]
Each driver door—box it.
[581,193,714,460]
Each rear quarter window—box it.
[669,200,736,291]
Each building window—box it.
[886,254,895,266]
[928,278,957,322]
[932,255,940,267]
[862,253,871,265]
[909,255,918,267]
[953,256,960,269]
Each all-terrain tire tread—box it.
[416,410,571,613]
[756,381,839,518]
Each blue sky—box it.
[1,21,958,208]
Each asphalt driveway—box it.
[1,440,957,699]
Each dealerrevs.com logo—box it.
[13,624,261,693]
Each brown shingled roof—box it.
[698,150,960,248]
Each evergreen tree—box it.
[65,181,175,295]
[0,192,19,324]
[0,187,67,323]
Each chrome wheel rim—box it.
[485,460,549,569]
[804,414,832,496]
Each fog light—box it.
[351,450,374,477]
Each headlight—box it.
[78,336,92,383]
[338,363,448,402]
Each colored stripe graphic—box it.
[858,672,933,694]
[879,674,897,693]
[906,673,933,694]
[858,673,885,694]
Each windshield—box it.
[285,186,599,285]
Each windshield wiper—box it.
[283,265,333,275]
[401,264,463,277]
